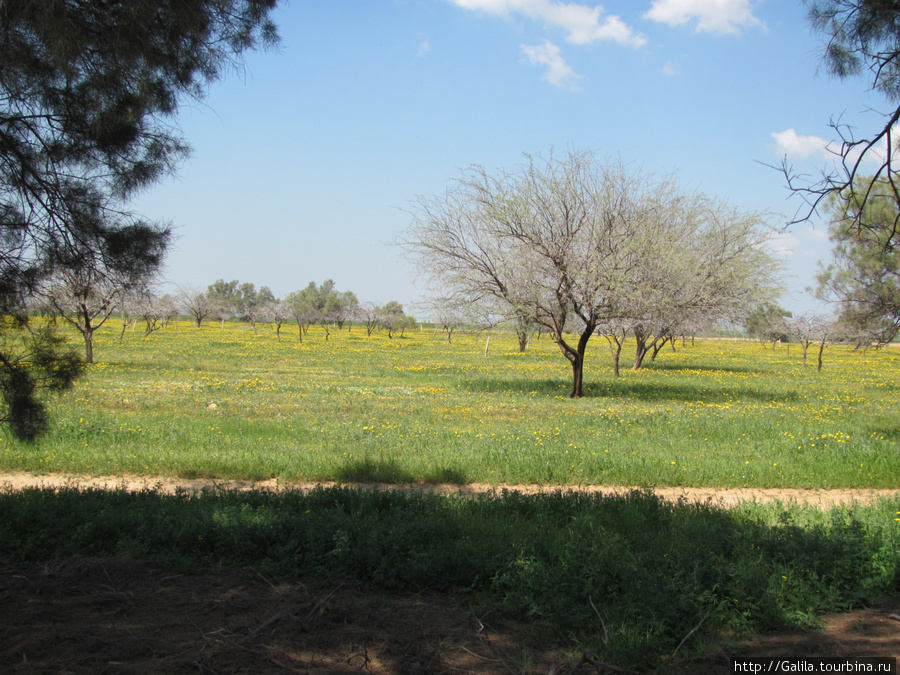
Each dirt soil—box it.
[1,472,899,674]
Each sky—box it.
[130,0,893,318]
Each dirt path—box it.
[2,471,899,507]
[2,472,898,673]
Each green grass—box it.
[1,485,897,668]
[1,320,897,488]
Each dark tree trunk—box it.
[817,338,826,372]
[556,326,593,398]
[83,331,94,364]
[650,336,669,362]
[517,330,528,352]
[611,341,622,377]
[633,331,648,370]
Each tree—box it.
[405,151,781,396]
[284,280,357,339]
[264,300,290,341]
[136,291,178,336]
[178,286,216,328]
[783,1,900,239]
[357,302,381,338]
[208,279,241,328]
[378,301,410,339]
[421,296,475,343]
[743,302,793,347]
[42,223,168,362]
[236,283,274,332]
[329,290,359,330]
[790,314,833,369]
[285,285,318,340]
[817,178,900,344]
[405,152,625,396]
[0,1,279,439]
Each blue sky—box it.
[131,0,891,318]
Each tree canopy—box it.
[818,177,900,344]
[784,1,900,239]
[0,0,280,439]
[405,151,782,397]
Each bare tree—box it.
[790,314,833,369]
[264,300,290,341]
[405,152,630,397]
[357,302,380,337]
[44,272,120,364]
[136,291,177,336]
[419,296,476,343]
[405,151,782,396]
[178,286,215,328]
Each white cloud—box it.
[417,38,431,58]
[522,40,581,90]
[771,128,891,168]
[662,61,678,76]
[644,0,763,34]
[448,0,646,47]
[771,129,835,161]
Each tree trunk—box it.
[633,332,648,370]
[556,327,593,398]
[570,353,584,397]
[650,336,668,362]
[817,338,826,372]
[611,342,621,378]
[84,331,94,364]
[801,342,808,367]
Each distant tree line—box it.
[174,280,417,341]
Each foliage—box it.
[0,484,897,669]
[284,280,358,340]
[377,300,416,338]
[0,0,280,438]
[743,302,793,345]
[818,178,900,345]
[785,1,900,235]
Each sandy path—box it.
[1,471,897,508]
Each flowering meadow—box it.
[3,320,898,489]
[2,320,900,669]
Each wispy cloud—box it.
[644,0,764,34]
[448,0,646,47]
[521,40,581,90]
[417,37,431,58]
[662,61,678,76]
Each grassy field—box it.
[1,320,899,670]
[1,319,898,488]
